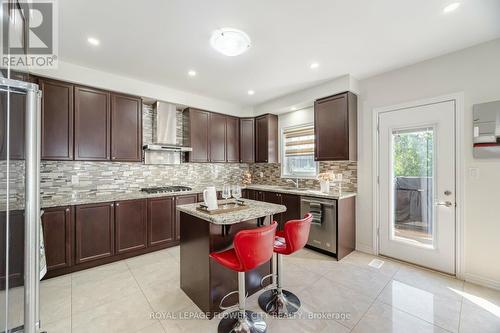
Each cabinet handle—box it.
[110,203,114,207]
[66,208,70,212]
[116,203,120,207]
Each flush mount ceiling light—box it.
[443,2,461,13]
[210,28,251,57]
[87,37,100,46]
[247,90,255,95]
[188,70,197,77]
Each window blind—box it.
[283,125,315,156]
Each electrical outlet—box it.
[71,175,79,185]
[259,172,264,178]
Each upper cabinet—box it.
[314,91,357,161]
[226,116,240,162]
[38,77,142,162]
[184,108,210,162]
[111,94,142,162]
[40,78,74,160]
[209,112,227,162]
[239,118,255,163]
[255,114,278,163]
[74,86,111,161]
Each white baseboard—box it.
[355,243,375,255]
[462,272,500,291]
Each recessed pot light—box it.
[210,28,251,57]
[310,62,319,69]
[188,70,197,77]
[443,2,460,13]
[87,37,100,46]
[291,106,297,111]
[247,90,255,95]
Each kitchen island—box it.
[176,199,286,318]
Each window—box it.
[281,124,318,178]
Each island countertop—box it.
[176,199,286,225]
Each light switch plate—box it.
[469,168,479,179]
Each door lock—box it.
[444,190,452,196]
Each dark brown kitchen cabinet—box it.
[111,94,142,162]
[242,189,257,200]
[281,194,301,225]
[263,191,283,225]
[175,194,198,240]
[255,114,278,163]
[184,108,210,162]
[115,199,147,254]
[74,86,111,161]
[40,79,74,160]
[75,202,115,264]
[314,91,357,161]
[226,116,240,162]
[0,210,24,289]
[0,89,25,160]
[41,206,73,271]
[239,118,255,163]
[147,197,175,247]
[209,113,227,162]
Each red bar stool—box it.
[210,222,277,333]
[258,213,312,317]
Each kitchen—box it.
[2,1,500,333]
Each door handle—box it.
[435,201,454,207]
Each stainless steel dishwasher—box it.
[300,196,337,255]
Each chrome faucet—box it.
[286,178,300,189]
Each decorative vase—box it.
[320,180,330,193]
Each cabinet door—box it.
[115,199,147,254]
[0,90,26,160]
[175,194,198,240]
[262,191,283,225]
[242,189,257,200]
[75,202,115,264]
[111,94,142,162]
[186,108,209,162]
[40,79,74,160]
[147,197,175,247]
[239,118,255,163]
[209,113,226,162]
[0,210,24,288]
[74,86,110,161]
[42,206,73,271]
[255,114,278,163]
[226,116,240,162]
[281,194,301,227]
[314,92,357,161]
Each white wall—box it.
[254,74,358,115]
[32,61,253,117]
[357,38,500,288]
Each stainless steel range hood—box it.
[143,101,192,152]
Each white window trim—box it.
[280,122,319,179]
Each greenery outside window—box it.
[281,124,318,178]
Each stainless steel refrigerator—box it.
[1,3,43,333]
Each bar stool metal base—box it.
[258,289,301,317]
[217,310,267,333]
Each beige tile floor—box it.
[32,247,500,333]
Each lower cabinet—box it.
[175,194,198,241]
[42,206,73,271]
[75,202,115,264]
[147,197,175,247]
[0,210,24,289]
[115,199,147,254]
[263,191,283,225]
[281,194,301,224]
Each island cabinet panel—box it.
[226,116,240,162]
[209,113,227,162]
[115,199,147,254]
[40,78,74,160]
[255,114,278,163]
[184,108,210,162]
[147,197,175,247]
[239,118,255,163]
[111,93,142,162]
[314,91,357,161]
[75,202,115,264]
[281,194,301,224]
[0,210,24,289]
[175,194,198,241]
[74,86,111,161]
[41,206,73,271]
[263,191,283,225]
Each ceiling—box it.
[59,0,500,106]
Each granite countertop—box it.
[245,184,357,200]
[176,199,286,225]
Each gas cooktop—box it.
[140,186,193,194]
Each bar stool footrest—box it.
[217,310,267,333]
